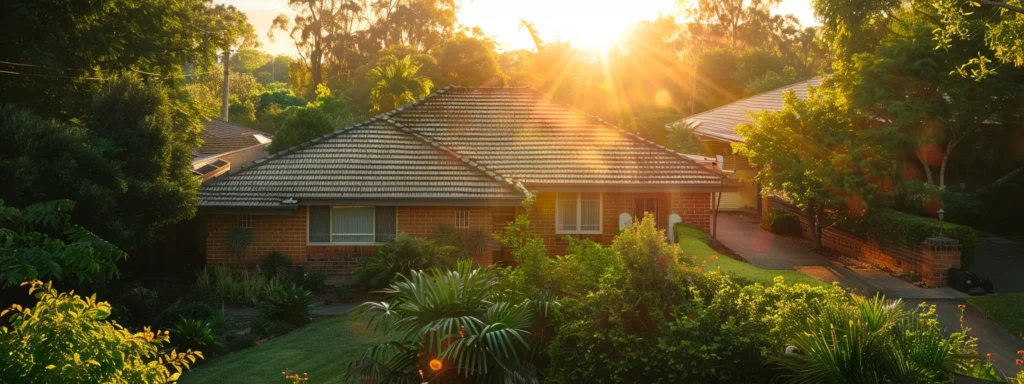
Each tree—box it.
[1,280,203,382]
[834,6,1024,187]
[435,36,508,87]
[0,200,125,287]
[267,86,354,152]
[368,0,459,50]
[367,55,434,113]
[934,0,1024,78]
[231,48,273,73]
[684,0,783,48]
[0,0,253,120]
[271,0,366,91]
[735,87,896,250]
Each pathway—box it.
[714,212,1023,375]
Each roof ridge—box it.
[382,100,531,198]
[676,76,823,124]
[523,88,722,178]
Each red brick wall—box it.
[205,206,499,279]
[205,193,713,278]
[528,192,711,255]
[769,197,961,287]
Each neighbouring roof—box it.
[672,77,824,143]
[196,119,272,159]
[200,87,724,208]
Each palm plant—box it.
[348,261,540,384]
[367,54,433,113]
[774,294,992,383]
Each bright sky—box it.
[220,0,818,56]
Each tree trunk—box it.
[917,152,935,185]
[939,136,965,189]
[221,50,230,121]
[808,205,824,251]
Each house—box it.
[667,77,823,211]
[198,87,733,279]
[192,119,273,182]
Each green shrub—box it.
[335,285,356,302]
[289,267,327,293]
[261,251,293,278]
[775,295,996,383]
[352,233,459,288]
[169,318,222,355]
[259,283,314,326]
[207,266,272,305]
[348,261,539,384]
[839,208,979,269]
[153,301,216,328]
[673,222,711,244]
[760,208,801,235]
[112,285,160,327]
[225,333,258,351]
[0,281,203,383]
[434,223,488,258]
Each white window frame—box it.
[555,193,603,234]
[307,206,395,246]
[454,208,470,229]
[237,215,253,228]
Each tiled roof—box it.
[199,121,524,207]
[197,120,272,157]
[672,77,823,143]
[200,87,723,208]
[389,87,722,186]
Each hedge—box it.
[760,209,801,235]
[837,208,979,270]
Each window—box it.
[634,198,659,225]
[237,215,253,228]
[308,206,396,244]
[555,193,601,234]
[454,208,470,229]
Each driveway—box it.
[971,233,1024,293]
[714,212,1023,374]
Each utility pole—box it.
[221,49,230,122]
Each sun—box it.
[560,7,634,52]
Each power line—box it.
[0,59,220,80]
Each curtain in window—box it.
[308,206,331,243]
[557,194,578,231]
[580,193,601,231]
[331,207,375,243]
[375,206,397,243]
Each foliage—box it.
[673,222,712,245]
[735,85,896,250]
[367,54,434,113]
[434,223,488,259]
[111,285,161,328]
[933,0,1024,79]
[0,199,124,287]
[251,317,298,340]
[259,283,315,326]
[838,208,979,270]
[170,318,222,355]
[761,208,802,235]
[353,233,460,288]
[227,227,253,255]
[349,261,540,384]
[436,36,509,87]
[970,169,1024,236]
[0,281,203,383]
[261,251,293,279]
[0,0,252,119]
[289,268,328,294]
[283,369,310,383]
[665,120,707,155]
[775,295,993,383]
[265,87,355,152]
[154,301,217,329]
[204,266,272,306]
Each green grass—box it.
[967,293,1024,340]
[180,316,387,384]
[675,226,827,287]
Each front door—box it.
[634,198,659,225]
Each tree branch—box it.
[977,0,1024,14]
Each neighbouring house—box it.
[198,87,733,279]
[667,77,823,211]
[192,119,273,182]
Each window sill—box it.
[555,231,603,235]
[307,242,386,246]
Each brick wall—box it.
[529,192,711,255]
[768,196,961,287]
[205,192,713,279]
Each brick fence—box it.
[764,196,960,287]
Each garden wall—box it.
[764,196,960,286]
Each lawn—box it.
[676,229,827,287]
[180,316,386,384]
[967,293,1024,340]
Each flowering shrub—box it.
[0,281,202,383]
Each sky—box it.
[219,0,818,56]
